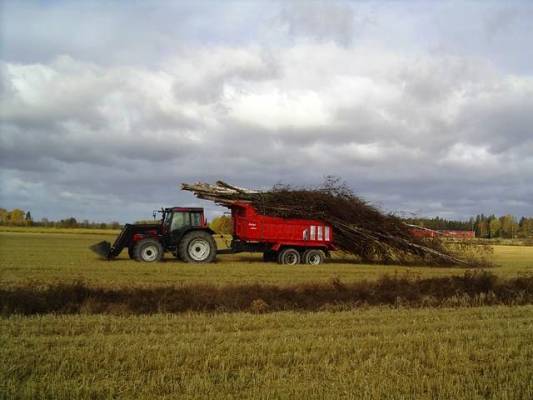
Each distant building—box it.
[439,230,476,239]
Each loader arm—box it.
[90,223,160,259]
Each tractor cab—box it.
[162,207,206,233]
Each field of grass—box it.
[1,306,532,399]
[1,230,532,399]
[1,231,532,288]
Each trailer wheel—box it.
[263,250,277,262]
[179,231,217,263]
[134,238,163,263]
[303,249,325,265]
[278,248,301,265]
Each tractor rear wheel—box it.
[302,249,325,265]
[134,238,163,262]
[179,231,217,263]
[278,248,300,265]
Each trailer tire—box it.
[179,231,217,263]
[278,248,301,265]
[134,238,163,263]
[263,250,277,262]
[303,249,325,265]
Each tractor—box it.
[90,207,217,263]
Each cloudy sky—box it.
[1,0,532,222]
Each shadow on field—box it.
[1,271,532,316]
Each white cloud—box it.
[229,89,330,129]
[441,143,499,168]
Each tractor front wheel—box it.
[179,231,217,263]
[134,238,163,262]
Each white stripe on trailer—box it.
[325,226,330,241]
[310,225,316,240]
[317,225,323,240]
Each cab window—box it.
[190,212,202,226]
[170,212,188,231]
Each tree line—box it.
[0,208,121,230]
[1,207,532,238]
[404,214,533,238]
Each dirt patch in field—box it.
[1,271,531,315]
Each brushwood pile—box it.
[182,180,488,267]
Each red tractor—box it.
[91,202,336,264]
[90,207,217,263]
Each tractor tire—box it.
[263,250,277,262]
[179,231,217,263]
[302,249,325,265]
[128,247,136,260]
[134,238,163,263]
[277,248,301,265]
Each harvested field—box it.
[0,231,531,288]
[1,231,532,315]
[1,229,532,399]
[2,307,533,399]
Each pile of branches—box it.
[182,179,485,266]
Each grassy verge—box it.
[468,238,533,246]
[1,306,532,399]
[2,271,532,315]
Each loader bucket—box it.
[90,241,112,259]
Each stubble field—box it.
[1,230,532,288]
[1,229,532,399]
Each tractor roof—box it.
[165,207,204,212]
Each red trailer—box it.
[225,202,336,264]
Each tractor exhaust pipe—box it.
[90,241,112,259]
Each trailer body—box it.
[226,202,335,263]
